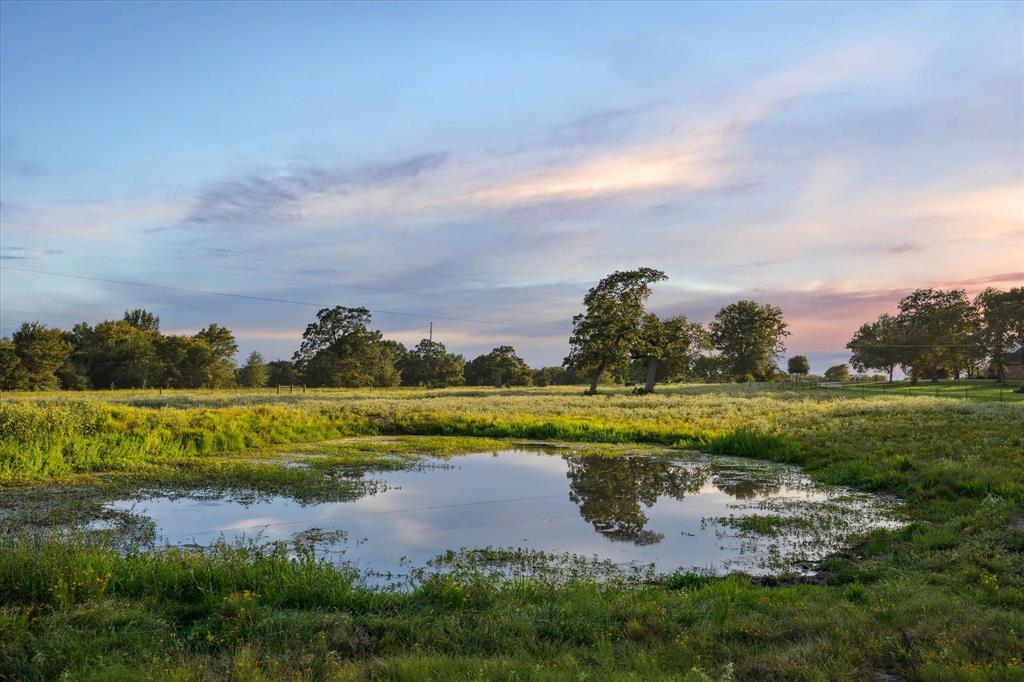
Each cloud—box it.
[184,151,450,225]
[488,102,666,157]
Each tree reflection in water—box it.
[564,456,709,545]
[710,473,781,500]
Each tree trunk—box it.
[587,364,605,395]
[888,367,894,383]
[644,357,658,394]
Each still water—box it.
[104,449,901,582]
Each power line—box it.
[0,218,233,253]
[2,266,568,332]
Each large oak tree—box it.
[565,268,667,395]
[709,300,789,381]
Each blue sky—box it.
[2,1,1021,371]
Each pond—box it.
[93,446,902,585]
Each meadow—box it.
[1,384,1022,680]
[830,379,1024,403]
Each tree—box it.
[786,355,810,376]
[691,355,724,383]
[401,339,465,387]
[122,309,160,332]
[58,324,93,390]
[237,351,269,388]
[195,323,237,364]
[709,300,790,381]
[10,322,72,390]
[464,345,532,387]
[267,360,298,387]
[380,339,409,373]
[824,364,850,382]
[192,324,237,388]
[565,268,667,394]
[976,287,1024,383]
[632,314,709,393]
[530,366,573,386]
[847,314,904,382]
[76,320,162,389]
[155,335,196,388]
[0,338,27,390]
[895,289,978,384]
[293,307,400,387]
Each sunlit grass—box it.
[1,384,1022,679]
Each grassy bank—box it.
[1,385,1022,680]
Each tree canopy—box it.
[709,300,789,382]
[565,268,667,394]
[824,363,850,382]
[293,306,400,387]
[465,346,532,387]
[847,288,1010,384]
[847,314,904,382]
[400,339,465,387]
[786,355,810,375]
[237,351,269,388]
[632,313,710,392]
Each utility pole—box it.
[429,321,433,343]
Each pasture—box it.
[831,379,1024,403]
[1,384,1022,680]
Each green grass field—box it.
[830,379,1024,402]
[1,385,1022,680]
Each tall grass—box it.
[2,387,1020,509]
[2,386,1023,679]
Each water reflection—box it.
[94,449,901,580]
[565,456,708,545]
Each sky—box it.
[1,1,1022,373]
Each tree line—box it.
[3,271,1018,392]
[845,287,1023,384]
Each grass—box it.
[1,384,1023,680]
[830,379,1024,402]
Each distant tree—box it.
[189,324,236,388]
[10,322,72,390]
[565,268,667,395]
[155,335,195,388]
[847,314,904,382]
[0,338,27,390]
[237,351,269,388]
[195,323,238,364]
[824,364,850,382]
[976,287,1024,383]
[122,308,160,332]
[691,355,724,383]
[786,355,810,376]
[532,367,558,387]
[57,324,92,390]
[267,360,298,387]
[532,366,588,386]
[380,339,410,373]
[294,306,399,387]
[77,320,163,389]
[401,339,465,387]
[895,289,978,384]
[465,345,532,387]
[633,314,709,393]
[709,300,790,382]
